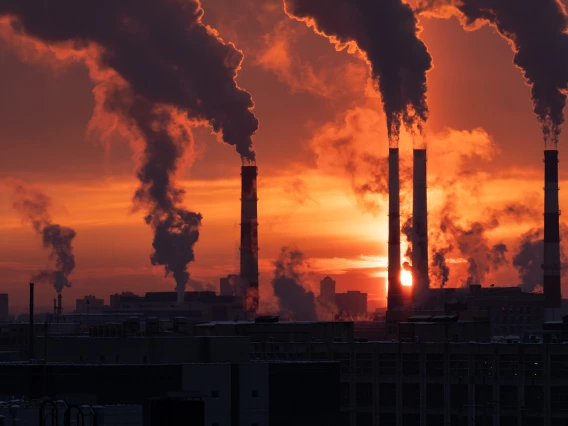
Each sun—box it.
[401,269,413,287]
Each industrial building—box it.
[0,294,8,321]
[108,291,245,321]
[75,295,105,313]
[0,361,340,426]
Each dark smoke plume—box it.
[513,228,543,292]
[0,1,258,302]
[402,216,413,259]
[431,246,451,288]
[418,0,568,146]
[285,0,432,144]
[11,184,76,293]
[272,247,318,321]
[513,225,568,292]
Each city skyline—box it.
[0,0,566,313]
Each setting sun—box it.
[401,269,413,287]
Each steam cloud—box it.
[272,247,318,321]
[284,0,432,144]
[11,184,76,293]
[438,204,509,286]
[0,0,258,302]
[418,0,568,146]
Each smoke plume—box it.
[431,246,451,288]
[402,216,413,259]
[11,184,76,293]
[438,203,509,286]
[418,0,568,146]
[513,224,568,292]
[513,229,543,292]
[0,1,258,302]
[284,0,432,144]
[272,247,318,321]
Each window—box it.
[475,385,492,406]
[355,352,373,375]
[475,355,493,377]
[426,354,444,377]
[499,354,519,377]
[426,384,444,408]
[251,389,259,398]
[212,390,219,399]
[450,354,468,377]
[402,384,420,408]
[525,386,544,410]
[379,383,396,407]
[402,354,419,376]
[356,382,373,407]
[379,353,396,375]
[450,384,468,409]
[524,354,543,377]
[333,353,351,375]
[551,355,568,378]
[500,385,518,409]
[340,382,350,406]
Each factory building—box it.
[336,291,368,317]
[75,295,105,313]
[108,291,244,321]
[0,361,340,426]
[0,294,8,321]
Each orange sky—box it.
[0,0,567,313]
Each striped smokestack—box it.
[412,149,429,308]
[543,150,561,308]
[240,165,259,313]
[387,148,403,310]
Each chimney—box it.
[53,298,57,316]
[412,149,429,308]
[543,149,562,308]
[387,148,403,310]
[57,293,62,315]
[29,282,34,361]
[240,165,259,313]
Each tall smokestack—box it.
[29,283,34,360]
[412,149,429,308]
[240,165,259,313]
[53,298,57,316]
[57,294,62,315]
[543,150,561,308]
[388,148,403,310]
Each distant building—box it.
[219,274,241,296]
[336,291,367,316]
[0,294,7,320]
[108,291,244,321]
[75,295,105,313]
[320,276,336,303]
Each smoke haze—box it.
[272,247,318,321]
[11,183,76,293]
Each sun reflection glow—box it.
[401,269,413,287]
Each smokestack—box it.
[53,298,57,316]
[57,293,62,315]
[387,148,403,310]
[240,165,259,313]
[543,150,562,308]
[412,149,429,308]
[29,283,34,360]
